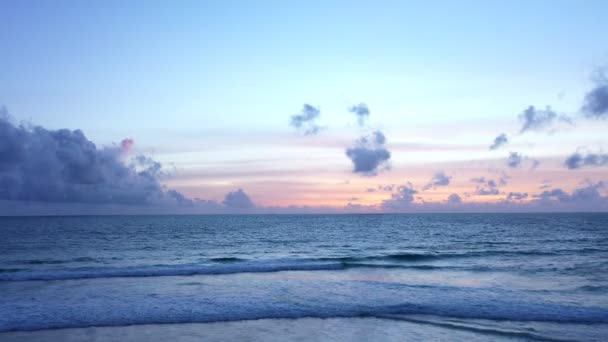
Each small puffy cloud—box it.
[472,177,500,196]
[489,133,508,150]
[564,151,608,169]
[507,152,523,168]
[348,103,370,126]
[506,192,528,201]
[382,182,418,209]
[423,171,451,190]
[446,193,462,204]
[518,106,570,133]
[475,187,500,196]
[290,104,322,135]
[345,130,391,176]
[470,177,486,184]
[582,73,608,118]
[377,185,394,192]
[222,188,254,209]
[531,159,541,170]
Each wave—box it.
[0,260,345,282]
[9,256,111,265]
[320,250,564,263]
[2,292,608,332]
[0,249,587,282]
[209,257,246,263]
[379,315,577,342]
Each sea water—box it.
[1,214,607,341]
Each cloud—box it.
[518,106,570,133]
[120,138,134,153]
[475,187,500,196]
[382,182,418,209]
[531,159,541,170]
[489,133,508,150]
[377,184,395,192]
[471,177,500,196]
[0,114,188,205]
[582,74,608,118]
[534,182,605,204]
[446,193,462,204]
[222,188,254,209]
[499,176,509,186]
[345,130,391,176]
[470,177,486,184]
[506,192,528,201]
[507,152,523,168]
[290,104,322,135]
[348,103,370,126]
[423,171,451,190]
[564,151,608,169]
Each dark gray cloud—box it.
[222,188,254,209]
[348,103,370,126]
[447,193,462,204]
[582,78,608,118]
[518,106,570,133]
[507,152,523,168]
[423,171,451,190]
[0,115,188,205]
[564,151,608,169]
[290,104,322,135]
[345,130,391,176]
[489,133,508,150]
[382,183,418,209]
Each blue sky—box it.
[1,0,607,213]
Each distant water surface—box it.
[1,214,607,341]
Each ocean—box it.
[1,214,607,341]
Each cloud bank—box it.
[0,113,262,215]
[0,114,186,205]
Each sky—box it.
[1,0,608,214]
